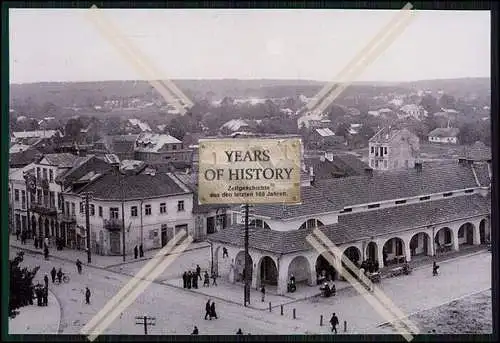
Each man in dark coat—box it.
[260,285,266,302]
[187,271,192,289]
[203,271,210,287]
[44,246,49,260]
[57,268,63,283]
[134,245,138,259]
[44,274,49,289]
[330,313,339,333]
[205,299,211,320]
[192,270,198,289]
[139,244,144,257]
[76,259,83,274]
[43,287,48,306]
[196,265,202,280]
[210,301,218,319]
[182,271,188,288]
[85,287,91,304]
[211,272,218,286]
[222,247,228,258]
[191,326,199,335]
[51,267,57,283]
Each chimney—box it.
[415,161,422,172]
[325,152,334,162]
[364,168,373,177]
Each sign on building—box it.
[198,138,302,204]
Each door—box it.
[207,217,215,234]
[109,231,121,255]
[161,226,168,247]
[466,227,474,245]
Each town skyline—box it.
[9,9,490,84]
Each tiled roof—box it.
[56,155,112,188]
[13,130,59,139]
[369,127,414,143]
[208,194,490,254]
[303,154,369,179]
[471,163,491,187]
[134,133,181,153]
[76,169,191,200]
[251,161,480,219]
[428,127,460,138]
[315,128,335,137]
[461,141,491,161]
[40,153,80,167]
[9,149,43,167]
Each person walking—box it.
[211,272,218,286]
[42,286,48,306]
[204,299,212,320]
[236,328,243,335]
[182,271,188,288]
[139,244,144,258]
[260,285,265,302]
[76,259,83,274]
[196,264,202,280]
[44,274,49,289]
[50,267,57,283]
[222,247,228,259]
[187,271,192,289]
[44,246,49,260]
[192,271,198,289]
[330,313,339,333]
[203,271,210,287]
[191,326,199,335]
[134,245,138,259]
[210,301,218,319]
[433,261,439,276]
[85,287,91,304]
[57,268,63,284]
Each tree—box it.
[10,252,40,318]
[438,93,456,109]
[335,122,350,138]
[64,117,84,140]
[419,94,440,114]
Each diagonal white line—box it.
[305,2,414,113]
[85,5,192,115]
[84,234,194,341]
[307,235,416,341]
[312,8,416,115]
[311,229,420,334]
[80,230,188,337]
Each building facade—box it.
[208,156,491,295]
[428,127,460,144]
[368,127,420,170]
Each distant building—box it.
[428,128,460,144]
[303,151,371,179]
[368,127,420,170]
[310,128,345,148]
[125,118,153,134]
[134,133,192,163]
[11,130,62,144]
[91,135,139,161]
[398,104,427,120]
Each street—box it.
[10,246,491,335]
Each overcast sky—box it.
[9,9,490,84]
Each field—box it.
[379,289,492,334]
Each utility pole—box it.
[135,316,155,335]
[121,172,126,262]
[83,192,93,264]
[241,203,253,306]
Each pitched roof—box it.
[134,133,182,153]
[303,154,369,179]
[461,141,491,161]
[9,149,43,167]
[250,161,480,219]
[13,130,59,139]
[56,155,112,187]
[315,128,335,137]
[369,127,414,143]
[40,153,80,167]
[208,194,490,254]
[75,169,191,200]
[428,127,460,138]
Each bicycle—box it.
[54,273,70,284]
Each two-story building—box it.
[208,154,491,295]
[134,133,192,164]
[62,163,195,256]
[428,127,460,144]
[8,163,36,236]
[368,127,420,170]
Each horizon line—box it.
[9,75,491,86]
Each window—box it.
[384,147,387,155]
[380,147,384,156]
[383,160,388,169]
[464,189,474,194]
[177,200,185,212]
[49,169,53,182]
[21,191,26,208]
[110,207,119,219]
[65,201,69,214]
[419,196,430,201]
[340,208,352,213]
[57,193,62,209]
[370,160,374,167]
[43,168,48,180]
[395,200,407,205]
[172,144,177,150]
[71,203,76,215]
[307,218,316,229]
[367,203,380,209]
[145,204,152,216]
[443,192,453,197]
[370,146,374,154]
[131,206,138,217]
[14,189,19,202]
[49,191,55,207]
[90,204,95,216]
[37,191,42,204]
[375,160,379,168]
[36,167,41,180]
[160,203,167,214]
[98,206,103,217]
[80,202,84,213]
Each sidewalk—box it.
[9,236,210,269]
[8,290,61,335]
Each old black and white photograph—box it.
[7,6,492,338]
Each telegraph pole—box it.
[121,173,126,262]
[243,203,251,306]
[135,316,155,335]
[83,192,93,264]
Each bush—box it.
[9,252,40,318]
